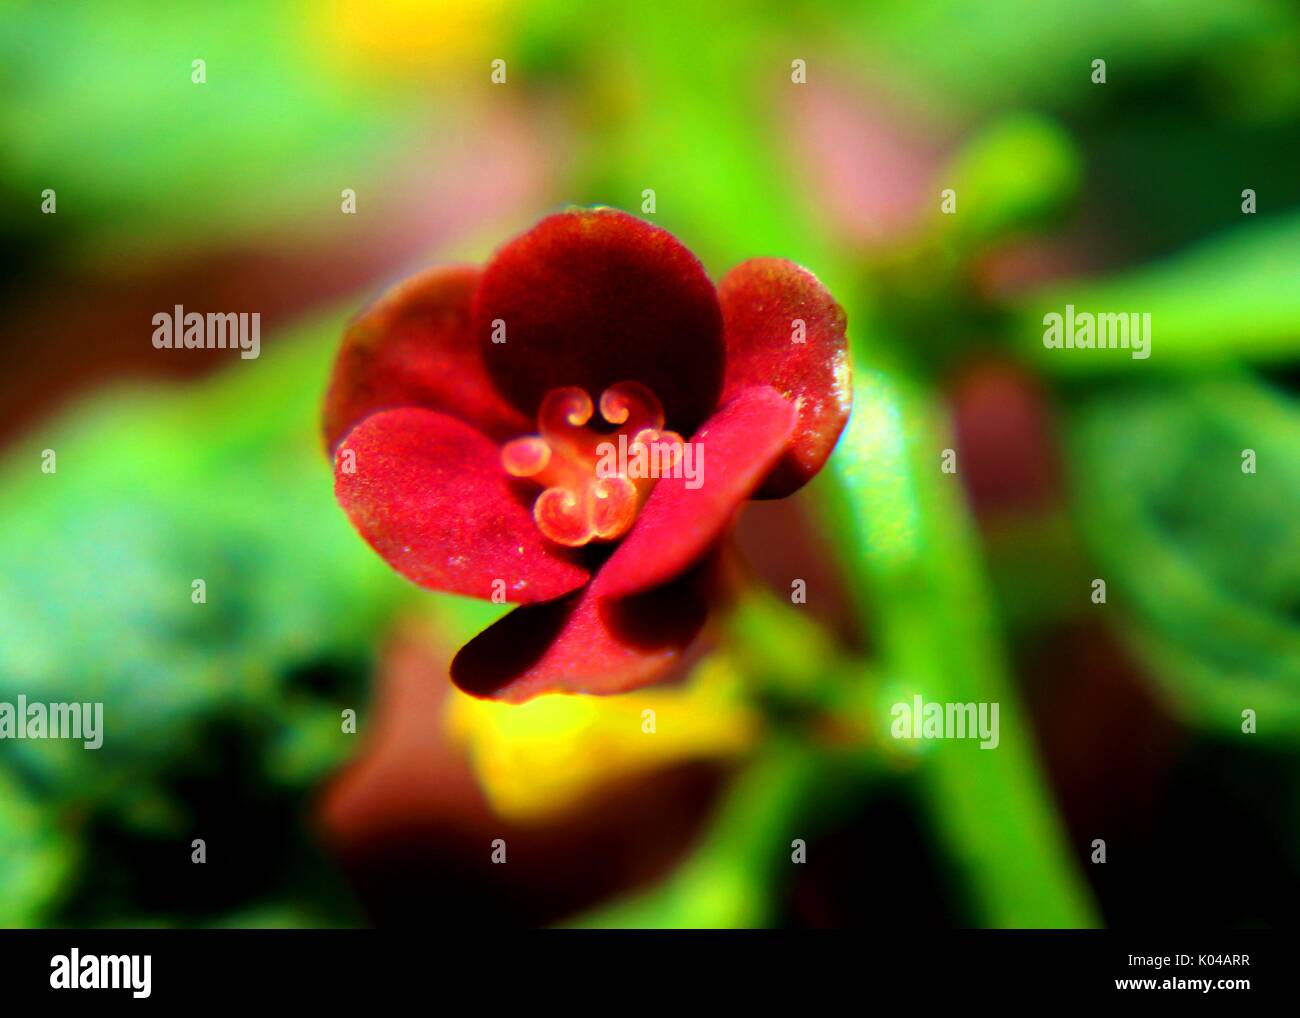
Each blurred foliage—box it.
[1068,374,1300,735]
[943,114,1081,250]
[570,739,840,928]
[835,0,1300,118]
[0,0,488,256]
[0,314,414,925]
[821,361,1097,926]
[1,0,1299,929]
[1018,213,1300,371]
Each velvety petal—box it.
[323,265,530,452]
[718,258,851,497]
[595,386,796,600]
[335,408,589,603]
[450,558,713,702]
[473,208,724,434]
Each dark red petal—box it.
[450,560,712,702]
[335,408,588,603]
[473,208,724,434]
[595,386,796,600]
[718,258,851,497]
[323,266,530,453]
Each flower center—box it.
[501,382,686,547]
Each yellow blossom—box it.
[446,656,759,822]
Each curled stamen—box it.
[599,380,665,434]
[629,427,686,476]
[534,487,593,547]
[588,475,638,540]
[501,436,551,478]
[539,386,594,439]
[502,381,681,548]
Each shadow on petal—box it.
[451,559,715,702]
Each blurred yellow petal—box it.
[446,656,760,822]
[312,0,507,76]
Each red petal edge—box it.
[718,258,851,497]
[323,265,529,453]
[450,554,714,702]
[473,208,725,434]
[335,407,588,603]
[595,385,797,600]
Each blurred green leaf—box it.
[1067,373,1300,735]
[944,113,1081,249]
[0,1,430,250]
[820,354,1098,927]
[0,310,418,924]
[836,0,1297,117]
[0,314,407,783]
[0,768,75,926]
[566,740,829,928]
[1015,213,1300,371]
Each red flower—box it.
[324,208,850,702]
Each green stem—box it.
[821,354,1099,927]
[563,739,826,929]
